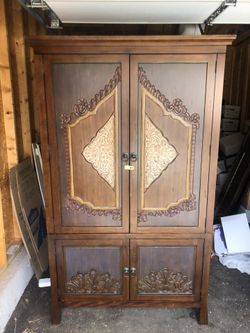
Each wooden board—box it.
[0,188,7,267]
[32,143,45,207]
[0,0,20,242]
[11,0,32,158]
[0,85,8,267]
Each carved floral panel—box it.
[66,269,121,295]
[138,267,192,294]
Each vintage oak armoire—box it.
[30,36,234,324]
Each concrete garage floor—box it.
[4,258,250,333]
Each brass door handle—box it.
[130,152,137,162]
[124,267,136,276]
[122,152,129,162]
[123,267,130,275]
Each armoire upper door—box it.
[130,54,217,233]
[45,55,129,233]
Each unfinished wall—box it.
[0,0,45,268]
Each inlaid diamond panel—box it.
[82,115,115,189]
[144,115,178,190]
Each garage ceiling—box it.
[45,0,250,24]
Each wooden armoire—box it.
[30,35,234,324]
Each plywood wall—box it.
[0,0,46,268]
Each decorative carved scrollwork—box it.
[138,194,196,223]
[65,269,121,294]
[65,196,121,221]
[138,267,192,294]
[138,67,200,129]
[61,66,121,128]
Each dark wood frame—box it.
[30,36,235,325]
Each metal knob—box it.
[122,152,129,162]
[130,267,136,276]
[123,267,130,275]
[130,152,137,162]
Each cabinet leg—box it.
[48,237,61,324]
[50,285,61,325]
[51,300,61,325]
[199,305,208,325]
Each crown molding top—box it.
[28,35,236,54]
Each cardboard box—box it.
[222,105,240,119]
[9,158,48,279]
[221,118,239,132]
[220,132,244,156]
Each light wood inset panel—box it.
[68,89,119,210]
[141,88,193,210]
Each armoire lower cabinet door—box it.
[56,239,129,303]
[130,239,203,302]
